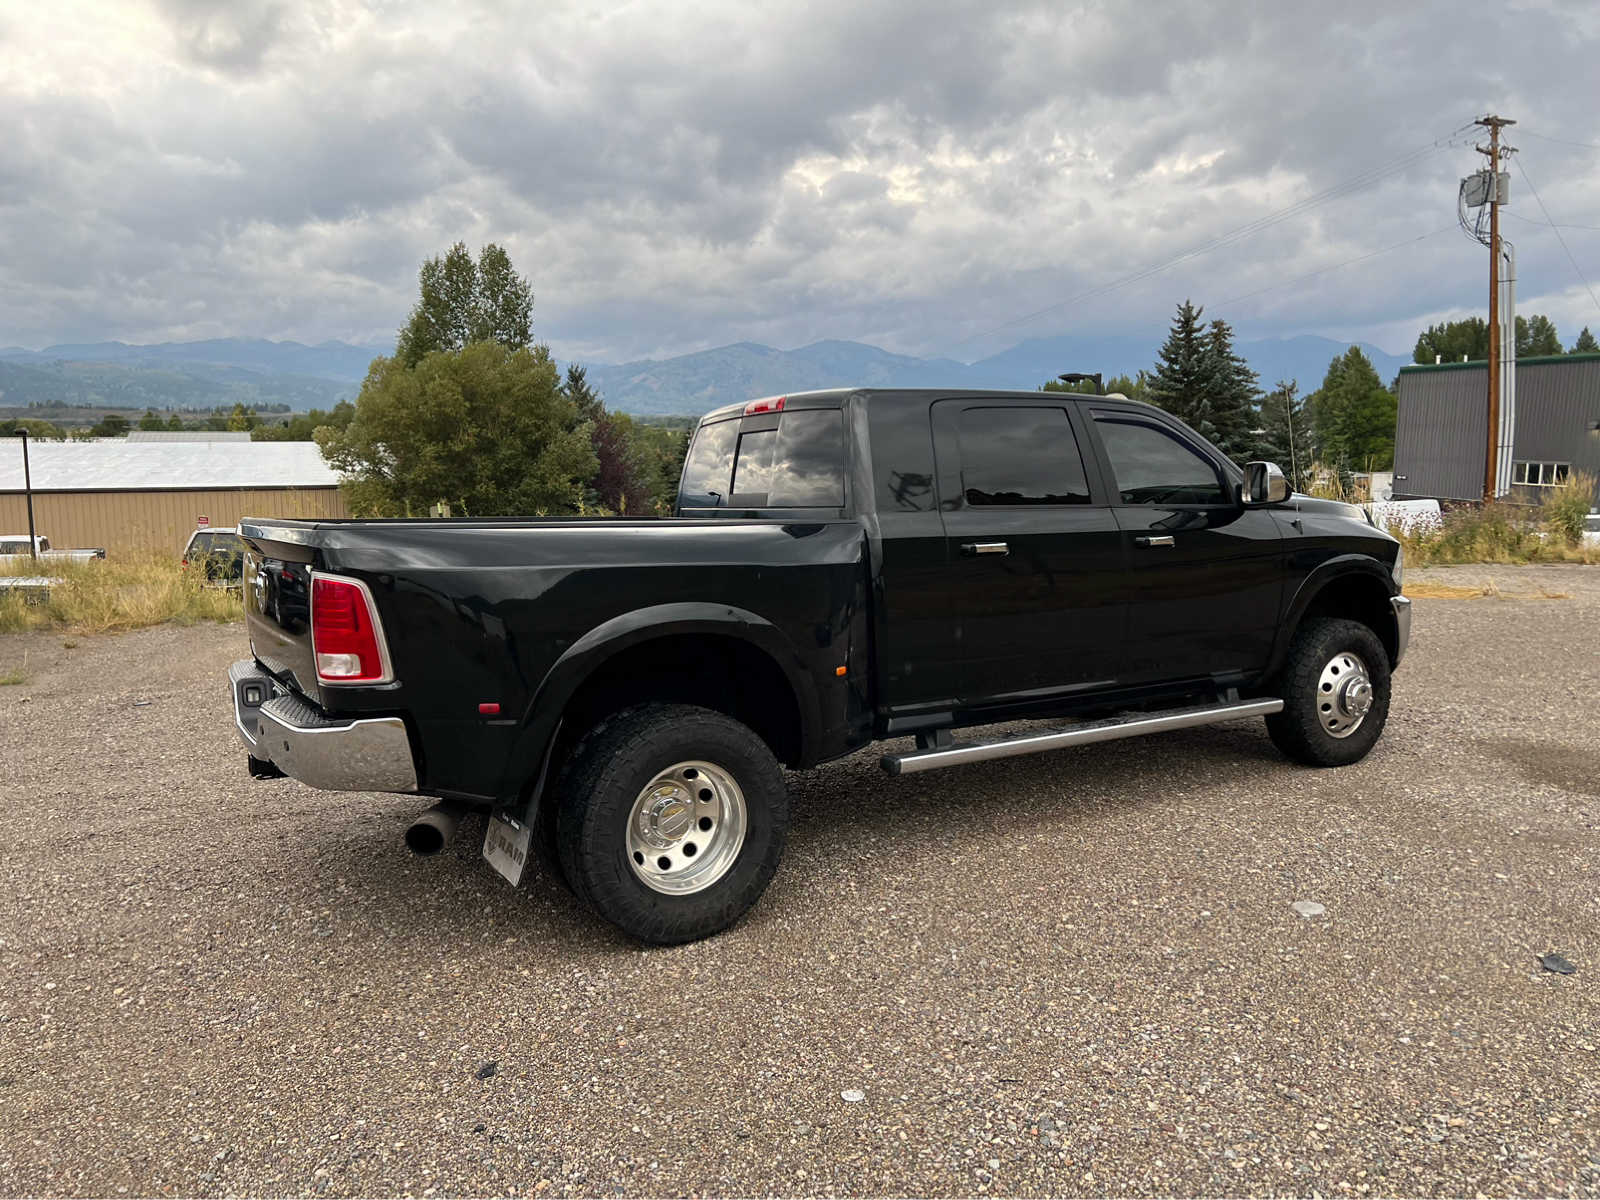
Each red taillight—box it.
[311,575,390,684]
[743,395,785,415]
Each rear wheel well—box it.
[1296,574,1397,666]
[556,634,804,770]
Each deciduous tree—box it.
[1306,348,1397,471]
[1518,314,1562,357]
[395,243,534,368]
[317,342,596,517]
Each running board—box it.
[879,698,1284,776]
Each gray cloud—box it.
[1,0,1597,364]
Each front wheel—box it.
[1266,617,1391,767]
[555,704,789,944]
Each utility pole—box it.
[1475,114,1515,500]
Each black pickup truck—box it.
[231,388,1409,943]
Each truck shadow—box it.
[787,719,1288,841]
[299,719,1293,951]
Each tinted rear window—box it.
[189,532,243,555]
[679,419,739,507]
[682,410,845,509]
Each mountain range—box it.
[0,333,1411,416]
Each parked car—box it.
[228,388,1410,943]
[182,527,245,586]
[0,534,105,565]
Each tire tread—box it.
[1266,617,1391,767]
[554,704,788,944]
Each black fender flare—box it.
[1264,556,1400,679]
[496,602,821,807]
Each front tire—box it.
[1266,617,1391,767]
[555,704,789,944]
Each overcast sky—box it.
[4,0,1599,364]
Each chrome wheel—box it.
[624,760,747,895]
[1317,650,1373,739]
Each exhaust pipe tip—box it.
[406,803,463,857]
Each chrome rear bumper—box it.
[1391,595,1412,667]
[230,659,417,793]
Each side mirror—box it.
[1241,461,1290,505]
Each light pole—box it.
[15,430,38,561]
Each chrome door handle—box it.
[961,541,1009,556]
[1136,535,1175,547]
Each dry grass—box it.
[1405,578,1570,600]
[0,553,241,635]
[1394,502,1599,568]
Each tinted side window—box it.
[731,410,845,507]
[1094,417,1227,505]
[957,406,1091,506]
[678,418,739,507]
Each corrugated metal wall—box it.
[1512,358,1600,475]
[1392,368,1490,500]
[0,487,349,556]
[1394,357,1600,501]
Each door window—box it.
[1094,417,1228,505]
[956,407,1091,506]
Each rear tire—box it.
[1266,617,1391,767]
[555,704,789,944]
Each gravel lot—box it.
[1,564,1597,1197]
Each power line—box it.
[1519,129,1600,152]
[1513,156,1600,318]
[948,124,1478,350]
[1216,226,1458,308]
[1504,209,1600,234]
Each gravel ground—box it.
[1,564,1597,1198]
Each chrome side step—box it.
[879,698,1284,776]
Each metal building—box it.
[0,438,348,556]
[1392,353,1600,502]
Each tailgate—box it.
[241,522,321,704]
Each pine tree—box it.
[1147,301,1221,443]
[1572,326,1599,353]
[1203,318,1261,461]
[563,363,604,425]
